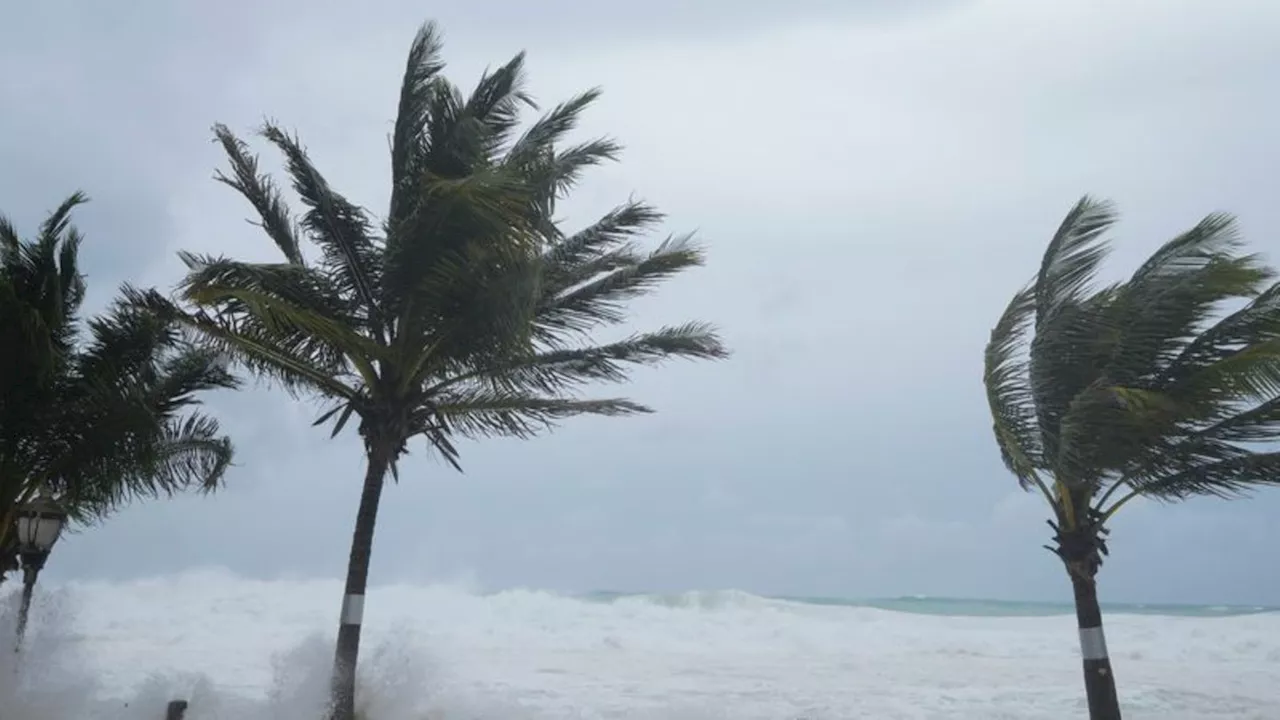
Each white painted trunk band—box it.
[341,594,365,625]
[1079,626,1108,660]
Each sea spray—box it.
[0,587,521,719]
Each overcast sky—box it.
[4,0,1280,605]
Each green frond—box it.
[1028,286,1119,472]
[431,386,649,442]
[525,138,623,216]
[37,191,89,245]
[1196,395,1280,443]
[174,255,386,379]
[150,341,241,410]
[465,51,535,155]
[258,122,384,325]
[1106,250,1271,388]
[987,195,1280,520]
[212,123,305,265]
[127,287,359,402]
[383,164,539,333]
[1164,281,1280,379]
[1123,451,1280,501]
[0,214,19,259]
[503,88,603,170]
[429,322,727,396]
[983,284,1045,488]
[389,21,448,228]
[61,413,235,524]
[1129,212,1245,282]
[1034,195,1116,327]
[404,233,541,367]
[1175,338,1280,405]
[152,413,236,494]
[538,233,705,341]
[544,200,665,269]
[57,225,85,310]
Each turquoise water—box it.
[798,595,1280,617]
[581,591,1279,617]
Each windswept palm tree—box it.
[133,20,726,719]
[0,194,237,588]
[984,196,1280,720]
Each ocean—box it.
[2,569,1278,719]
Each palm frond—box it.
[174,255,385,378]
[1163,280,1280,379]
[258,122,384,328]
[37,192,89,245]
[428,322,726,396]
[1106,229,1270,387]
[1130,212,1244,282]
[1034,196,1116,326]
[544,200,665,268]
[524,138,622,219]
[61,413,235,524]
[465,51,535,155]
[538,233,705,341]
[212,124,306,265]
[984,284,1046,489]
[383,165,539,341]
[431,386,649,442]
[1195,394,1280,444]
[389,21,448,229]
[504,88,602,170]
[0,213,19,260]
[1029,284,1120,475]
[1125,451,1280,501]
[127,287,359,401]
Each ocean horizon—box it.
[3,570,1279,718]
[581,590,1280,618]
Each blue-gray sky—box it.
[4,0,1280,605]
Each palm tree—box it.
[0,194,237,590]
[984,196,1280,719]
[133,20,727,719]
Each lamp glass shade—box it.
[15,503,66,553]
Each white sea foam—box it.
[3,568,1280,719]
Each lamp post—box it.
[13,496,67,648]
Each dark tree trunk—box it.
[328,446,392,720]
[1070,572,1121,720]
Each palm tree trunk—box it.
[328,446,392,720]
[1070,573,1121,720]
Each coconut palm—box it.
[132,20,726,719]
[0,194,237,589]
[984,196,1280,719]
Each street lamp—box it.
[13,496,67,647]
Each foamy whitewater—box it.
[3,570,1279,719]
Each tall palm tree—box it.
[984,196,1280,720]
[134,20,727,719]
[0,194,237,588]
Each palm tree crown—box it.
[138,23,726,469]
[986,196,1280,568]
[0,194,236,571]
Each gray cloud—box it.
[4,0,1280,605]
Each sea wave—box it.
[2,570,1279,719]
